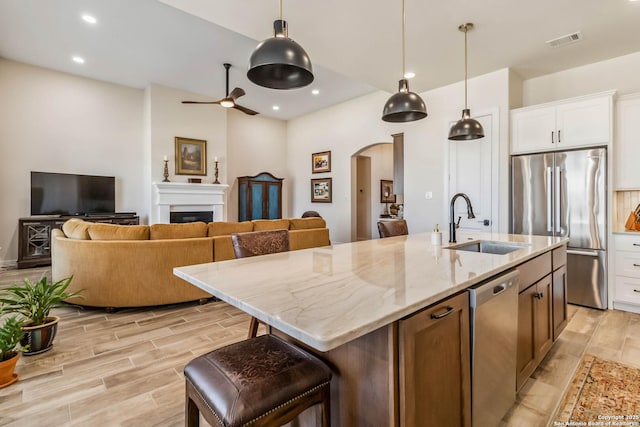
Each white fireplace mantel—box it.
[152,182,229,224]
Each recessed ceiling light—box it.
[404,72,416,79]
[81,14,97,24]
[72,56,85,64]
[272,105,280,111]
[312,89,320,95]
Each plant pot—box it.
[21,316,59,356]
[0,353,19,388]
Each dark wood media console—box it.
[17,214,139,269]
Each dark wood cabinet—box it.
[18,215,139,268]
[237,172,283,222]
[516,274,553,391]
[399,291,471,427]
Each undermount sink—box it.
[445,240,529,255]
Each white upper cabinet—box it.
[615,94,640,189]
[510,91,614,154]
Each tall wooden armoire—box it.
[237,172,283,221]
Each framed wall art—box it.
[311,151,331,173]
[311,178,332,203]
[380,180,395,203]
[175,137,207,176]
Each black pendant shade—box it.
[381,0,427,123]
[248,19,313,90]
[449,109,485,140]
[382,79,427,123]
[448,23,484,140]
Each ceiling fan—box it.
[182,63,259,116]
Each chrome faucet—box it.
[449,193,476,243]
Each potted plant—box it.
[0,316,26,388]
[0,275,80,355]
[389,203,399,216]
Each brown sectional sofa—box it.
[51,217,330,309]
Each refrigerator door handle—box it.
[546,167,553,232]
[555,166,561,233]
[567,249,600,257]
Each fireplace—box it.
[170,211,213,223]
[152,182,229,224]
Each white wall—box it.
[0,59,145,265]
[288,69,511,244]
[523,51,640,105]
[146,84,228,222]
[226,109,288,221]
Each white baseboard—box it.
[613,301,640,314]
[0,259,17,269]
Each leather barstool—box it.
[377,219,409,238]
[184,334,332,427]
[231,229,290,338]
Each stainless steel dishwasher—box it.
[468,269,519,427]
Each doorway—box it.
[447,111,498,232]
[356,156,371,241]
[351,143,394,242]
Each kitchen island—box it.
[175,231,567,426]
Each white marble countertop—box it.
[174,231,567,352]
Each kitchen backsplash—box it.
[614,190,640,231]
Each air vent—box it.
[546,31,582,48]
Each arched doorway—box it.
[350,142,393,241]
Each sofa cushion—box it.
[252,219,290,231]
[150,222,207,240]
[207,221,253,237]
[289,217,326,230]
[62,219,92,240]
[290,228,331,251]
[88,223,150,240]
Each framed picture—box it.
[380,180,395,203]
[175,137,207,176]
[311,178,332,203]
[311,151,331,173]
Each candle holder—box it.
[162,159,170,182]
[213,160,220,184]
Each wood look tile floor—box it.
[1,267,639,427]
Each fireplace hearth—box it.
[152,182,229,224]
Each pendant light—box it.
[381,0,427,123]
[448,23,484,140]
[247,0,313,90]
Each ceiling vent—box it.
[546,31,583,48]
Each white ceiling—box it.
[1,0,639,120]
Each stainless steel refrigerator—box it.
[511,148,607,309]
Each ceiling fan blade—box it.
[182,100,222,104]
[232,104,259,116]
[228,87,245,100]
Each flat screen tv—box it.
[31,171,116,216]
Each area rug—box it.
[554,354,640,424]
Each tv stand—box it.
[18,214,139,269]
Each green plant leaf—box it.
[0,316,25,361]
[0,275,81,326]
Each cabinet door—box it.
[556,96,610,149]
[552,266,568,340]
[616,95,640,188]
[516,284,536,391]
[266,182,282,219]
[516,274,553,391]
[534,276,553,363]
[249,182,265,219]
[399,292,471,427]
[510,106,556,154]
